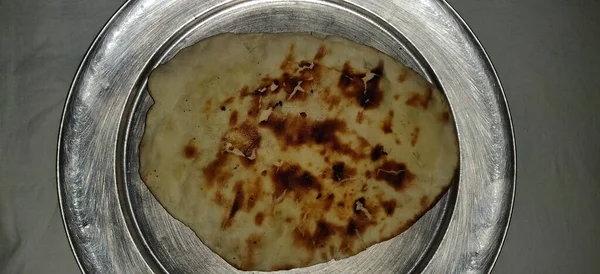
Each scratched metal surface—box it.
[56,0,515,273]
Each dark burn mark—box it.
[324,193,335,210]
[370,144,387,161]
[220,106,226,111]
[223,182,244,229]
[281,73,308,101]
[230,185,243,217]
[280,44,296,72]
[397,68,408,83]
[293,216,371,256]
[387,169,458,240]
[338,61,384,109]
[346,219,358,235]
[183,145,197,158]
[356,111,364,124]
[313,120,344,143]
[242,79,280,116]
[339,63,363,91]
[247,94,261,117]
[260,113,366,160]
[223,122,261,159]
[249,234,261,245]
[239,157,256,168]
[261,114,286,135]
[441,111,450,123]
[364,62,384,107]
[405,86,434,109]
[274,100,283,109]
[293,220,334,251]
[240,46,328,106]
[357,136,370,149]
[203,98,213,112]
[321,88,341,110]
[215,191,225,206]
[314,45,327,62]
[261,170,267,176]
[375,161,415,191]
[314,221,333,243]
[411,127,420,147]
[365,170,372,179]
[343,213,373,243]
[203,152,230,187]
[246,177,262,211]
[229,110,238,126]
[332,162,345,182]
[382,110,394,134]
[381,200,397,215]
[350,215,373,235]
[299,60,312,67]
[222,96,235,106]
[244,234,262,269]
[255,212,264,226]
[183,140,199,159]
[223,178,263,229]
[316,193,322,199]
[239,86,250,98]
[331,162,357,182]
[353,197,366,214]
[204,122,261,186]
[253,78,275,95]
[271,164,321,198]
[279,45,325,100]
[300,112,307,118]
[393,94,400,101]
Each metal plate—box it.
[57,0,515,273]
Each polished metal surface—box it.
[55,0,514,273]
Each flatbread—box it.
[140,33,458,271]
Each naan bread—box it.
[140,33,458,271]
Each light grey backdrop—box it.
[1,0,598,273]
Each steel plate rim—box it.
[438,1,516,272]
[445,1,516,271]
[57,1,137,273]
[57,0,517,273]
